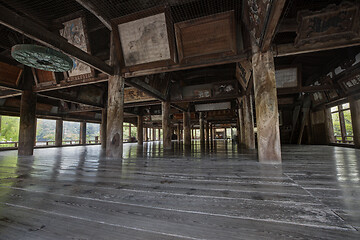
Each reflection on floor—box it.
[0,141,359,239]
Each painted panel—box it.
[118,13,170,66]
[60,17,92,77]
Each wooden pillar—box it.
[242,94,255,149]
[158,128,161,141]
[210,123,214,145]
[128,123,132,141]
[80,121,86,145]
[252,50,281,163]
[101,108,107,149]
[205,121,210,143]
[350,97,360,148]
[144,127,148,142]
[55,119,63,147]
[324,108,335,144]
[176,123,181,142]
[152,127,156,141]
[237,107,244,145]
[199,112,205,146]
[183,110,191,146]
[137,115,143,145]
[162,101,172,149]
[106,31,125,158]
[18,67,37,156]
[224,128,227,140]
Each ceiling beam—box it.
[0,4,113,75]
[277,85,335,95]
[38,92,103,108]
[274,38,360,57]
[75,0,112,30]
[260,0,287,52]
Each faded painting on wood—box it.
[338,71,360,93]
[275,67,299,89]
[124,87,156,103]
[236,60,252,90]
[295,2,360,46]
[60,17,92,77]
[118,13,171,66]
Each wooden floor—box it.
[0,141,359,239]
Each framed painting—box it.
[59,15,94,79]
[112,6,176,73]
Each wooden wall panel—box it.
[36,69,55,84]
[175,11,237,64]
[0,62,22,87]
[124,87,156,103]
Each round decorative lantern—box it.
[11,44,73,72]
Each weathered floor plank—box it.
[0,142,359,239]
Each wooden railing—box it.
[0,137,101,148]
[334,136,354,144]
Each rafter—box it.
[74,0,112,30]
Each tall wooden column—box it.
[144,127,148,142]
[199,112,205,146]
[252,51,281,163]
[324,108,335,144]
[106,31,125,158]
[237,107,244,145]
[162,101,172,149]
[241,94,255,149]
[350,97,360,148]
[55,119,63,147]
[137,115,143,145]
[158,128,161,141]
[101,108,107,149]
[205,121,210,145]
[18,67,37,156]
[176,123,181,142]
[210,123,214,146]
[80,121,86,145]
[152,127,156,141]
[183,110,191,146]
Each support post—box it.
[183,110,191,146]
[152,127,156,141]
[252,50,282,163]
[199,112,205,146]
[80,121,86,145]
[242,94,255,149]
[206,121,210,148]
[324,108,335,144]
[350,97,360,148]
[176,123,181,142]
[137,115,143,145]
[158,128,161,141]
[18,67,37,156]
[55,119,63,147]
[106,32,124,158]
[101,108,107,149]
[162,101,172,149]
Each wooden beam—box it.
[34,74,108,92]
[38,92,103,108]
[124,53,249,78]
[75,0,112,30]
[274,38,360,57]
[277,85,335,95]
[0,4,113,75]
[260,0,287,52]
[126,78,166,101]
